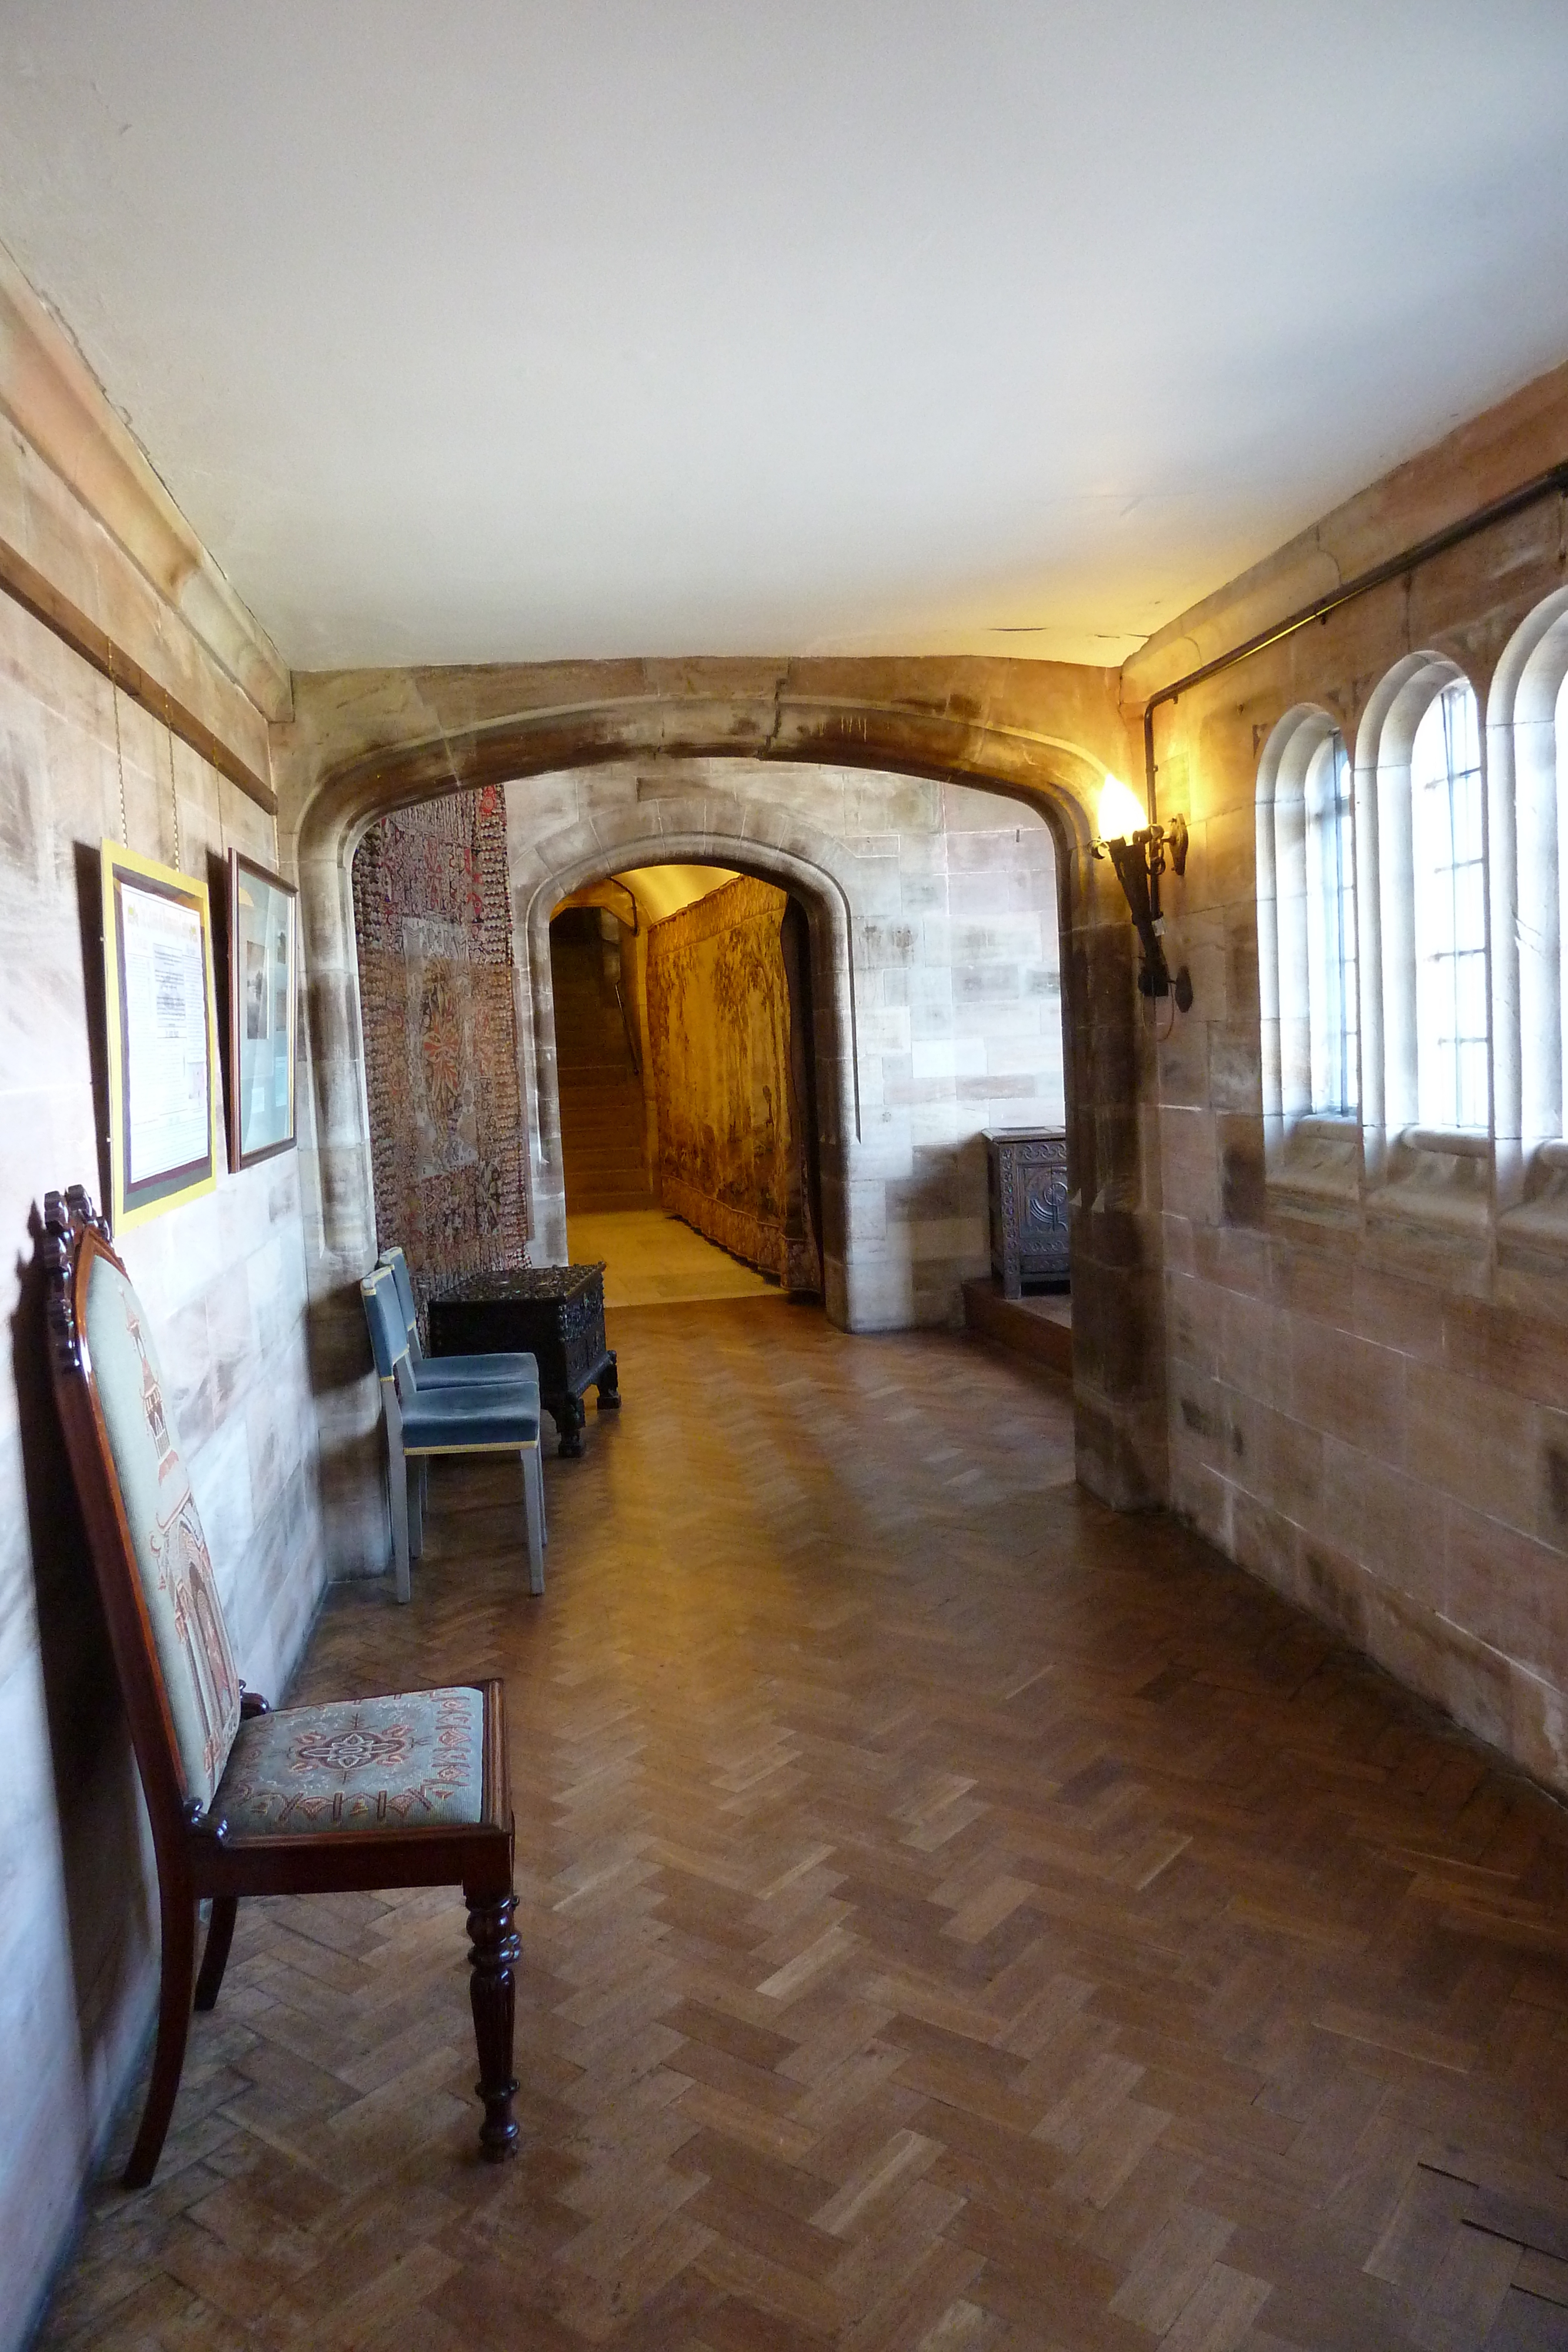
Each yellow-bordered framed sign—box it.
[101,841,223,1232]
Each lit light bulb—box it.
[1097,773,1146,842]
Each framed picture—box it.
[101,841,223,1232]
[227,848,299,1169]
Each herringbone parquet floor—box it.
[41,1300,1568,2351]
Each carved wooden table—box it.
[427,1265,620,1456]
[985,1127,1071,1298]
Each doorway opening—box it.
[549,866,825,1311]
[549,900,654,1215]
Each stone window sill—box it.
[1366,1130,1490,1241]
[1401,1124,1490,1160]
[1266,1114,1360,1216]
[1260,1110,1363,1204]
[1499,1148,1568,1255]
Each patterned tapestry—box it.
[352,787,528,1318]
[646,876,820,1291]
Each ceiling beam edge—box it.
[0,529,276,816]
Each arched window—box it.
[1256,707,1358,1162]
[1409,678,1487,1131]
[1356,652,1490,1162]
[1303,727,1357,1118]
[1487,584,1568,1202]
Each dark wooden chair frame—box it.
[42,1186,520,2187]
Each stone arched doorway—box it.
[516,805,864,1322]
[280,662,1162,1573]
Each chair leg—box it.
[387,1431,413,1603]
[409,1452,426,1560]
[521,1443,545,1596]
[124,1884,198,2188]
[193,1895,238,2012]
[464,1886,520,2162]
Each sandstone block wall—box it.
[1132,366,1568,1798]
[0,547,324,2352]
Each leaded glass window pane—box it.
[1411,680,1488,1130]
[1304,730,1357,1115]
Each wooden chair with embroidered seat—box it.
[42,1185,520,2188]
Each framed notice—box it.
[101,842,222,1232]
[227,848,298,1169]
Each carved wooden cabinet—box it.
[428,1264,619,1456]
[985,1128,1071,1298]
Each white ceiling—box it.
[3,3,1568,671]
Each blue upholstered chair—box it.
[42,1187,520,2187]
[377,1248,547,1552]
[361,1268,545,1603]
[378,1245,539,1395]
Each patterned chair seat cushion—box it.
[212,1686,484,1836]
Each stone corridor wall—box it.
[1126,358,1568,1798]
[352,785,529,1317]
[0,585,322,2343]
[646,875,820,1289]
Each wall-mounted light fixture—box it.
[1092,774,1193,1011]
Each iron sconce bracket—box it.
[1093,813,1192,1011]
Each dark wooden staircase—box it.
[550,911,656,1212]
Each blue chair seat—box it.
[379,1246,539,1398]
[412,1351,538,1393]
[399,1388,541,1451]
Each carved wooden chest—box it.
[428,1264,619,1456]
[985,1128,1071,1299]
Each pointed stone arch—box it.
[517,812,861,1312]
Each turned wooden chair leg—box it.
[464,1886,520,2161]
[193,1895,238,2012]
[124,1883,198,2189]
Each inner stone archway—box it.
[515,806,862,1322]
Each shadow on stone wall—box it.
[72,840,112,1217]
[12,1205,155,2143]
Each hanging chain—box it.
[108,649,128,846]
